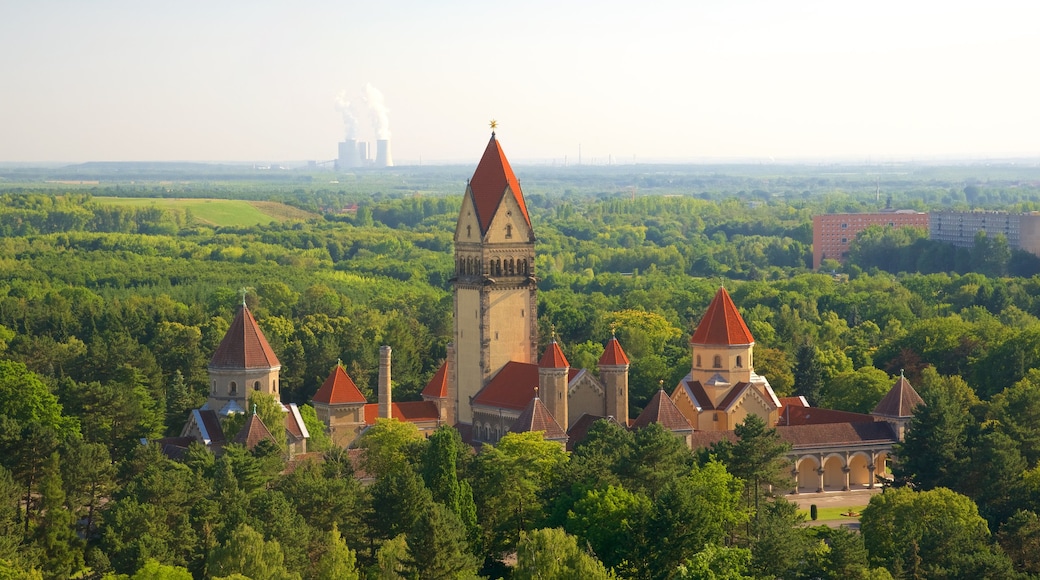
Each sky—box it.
[1,0,1039,164]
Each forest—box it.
[2,164,1040,578]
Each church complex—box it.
[174,132,924,495]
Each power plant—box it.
[336,138,392,169]
[334,84,394,169]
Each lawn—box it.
[92,197,316,227]
[798,505,866,522]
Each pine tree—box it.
[793,342,824,405]
[313,524,359,580]
[33,453,84,580]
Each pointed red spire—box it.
[631,389,693,432]
[469,134,531,234]
[599,336,630,366]
[539,340,569,369]
[209,305,281,369]
[421,361,449,399]
[312,365,367,405]
[690,287,755,346]
[509,396,568,441]
[872,374,925,417]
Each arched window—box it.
[212,381,217,394]
[484,424,491,440]
[229,381,238,396]
[736,356,743,368]
[696,355,701,367]
[253,381,261,391]
[466,225,471,238]
[713,355,722,368]
[506,224,513,238]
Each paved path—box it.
[789,488,881,510]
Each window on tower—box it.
[506,224,513,238]
[713,355,722,368]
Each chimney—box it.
[376,139,393,167]
[378,346,392,419]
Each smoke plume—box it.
[364,83,392,140]
[334,90,359,140]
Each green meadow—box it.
[92,197,315,227]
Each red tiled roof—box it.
[631,389,694,432]
[599,336,630,366]
[198,410,227,444]
[872,375,925,418]
[210,306,281,369]
[510,397,568,441]
[421,361,449,399]
[718,382,751,411]
[472,361,539,410]
[539,341,569,368]
[233,413,277,449]
[472,362,582,411]
[469,134,531,235]
[779,396,809,409]
[312,366,367,405]
[363,401,440,424]
[690,287,755,346]
[777,422,897,447]
[777,405,875,426]
[688,430,738,450]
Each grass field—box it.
[798,505,866,522]
[92,197,316,227]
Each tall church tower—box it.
[207,302,281,415]
[452,132,538,425]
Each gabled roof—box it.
[631,389,694,433]
[210,305,281,369]
[284,403,310,441]
[599,336,630,366]
[363,401,441,424]
[509,397,568,442]
[190,409,227,445]
[539,341,569,369]
[472,361,581,411]
[718,382,752,411]
[468,134,531,235]
[233,413,277,450]
[421,361,449,399]
[872,375,925,418]
[679,379,715,411]
[312,365,367,405]
[690,287,755,346]
[777,422,898,448]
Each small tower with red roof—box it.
[599,330,631,425]
[207,302,282,415]
[538,337,570,430]
[452,130,538,426]
[311,364,368,447]
[689,287,756,399]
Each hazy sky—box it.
[2,0,1038,163]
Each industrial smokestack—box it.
[375,139,393,167]
[338,140,361,168]
[378,346,392,419]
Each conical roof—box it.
[209,305,281,369]
[312,365,367,405]
[872,375,925,418]
[631,389,693,432]
[468,133,531,235]
[690,287,755,346]
[539,340,569,369]
[510,396,568,441]
[421,360,449,398]
[599,336,630,366]
[233,412,277,450]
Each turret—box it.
[598,332,630,426]
[538,339,570,430]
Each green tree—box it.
[32,453,84,580]
[130,559,193,580]
[793,342,823,405]
[674,545,754,580]
[819,367,892,414]
[514,527,614,580]
[312,524,360,580]
[989,369,1040,466]
[206,523,300,580]
[894,387,971,491]
[355,418,424,478]
[715,414,792,514]
[404,502,480,580]
[860,486,1012,577]
[566,485,653,574]
[996,509,1040,575]
[368,468,433,542]
[421,426,477,543]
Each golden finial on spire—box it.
[534,385,539,398]
[610,322,618,337]
[550,323,557,342]
[489,119,498,131]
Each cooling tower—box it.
[338,140,361,168]
[375,139,393,167]
[356,141,369,165]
